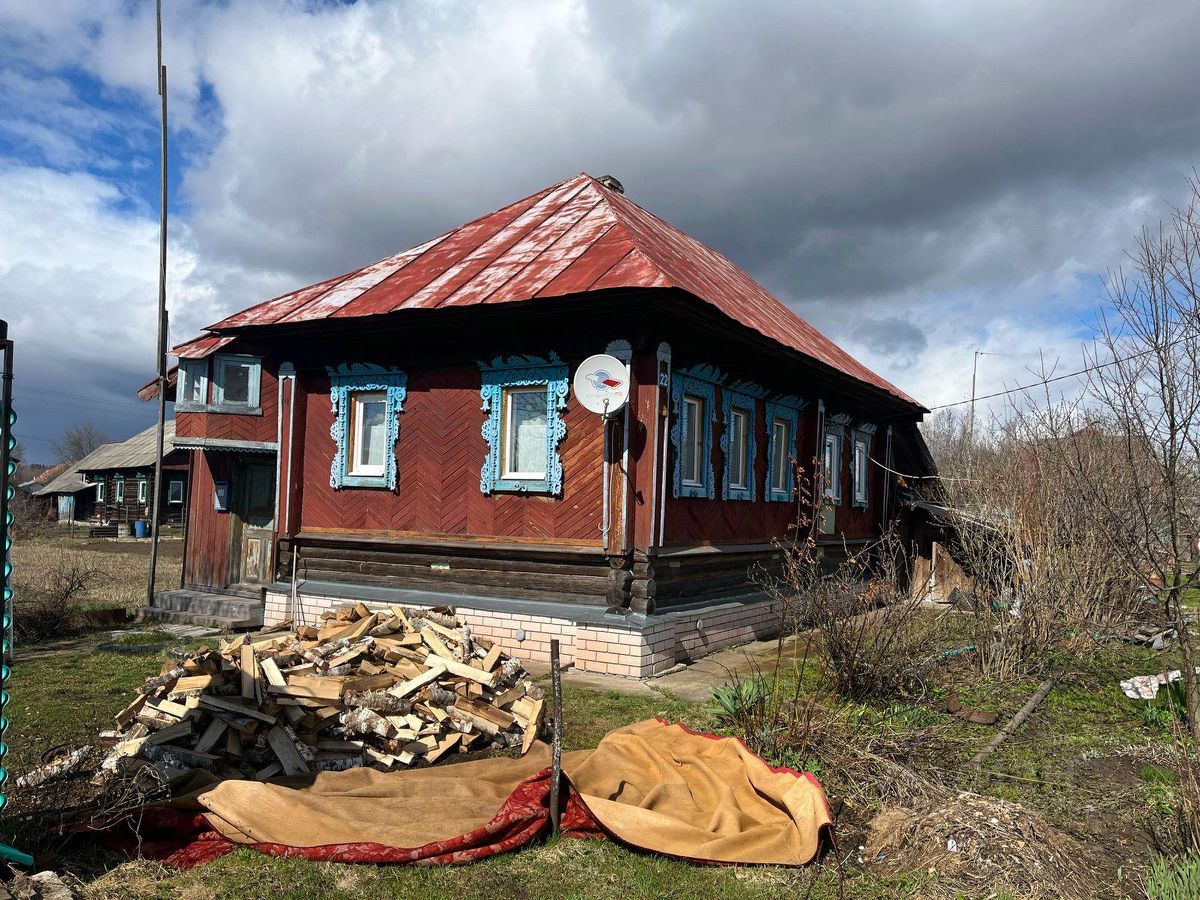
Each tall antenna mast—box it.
[147,0,169,606]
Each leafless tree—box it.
[51,421,108,463]
[1039,178,1200,734]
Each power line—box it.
[928,340,1172,412]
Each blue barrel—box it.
[133,520,148,539]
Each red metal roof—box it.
[198,173,920,408]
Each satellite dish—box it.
[574,354,630,416]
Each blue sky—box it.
[3,1,1199,464]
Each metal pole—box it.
[549,638,563,837]
[147,0,169,606]
[0,319,35,866]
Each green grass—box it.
[5,650,167,775]
[1,599,1186,897]
[2,646,938,899]
[83,837,922,900]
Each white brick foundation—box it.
[264,588,782,678]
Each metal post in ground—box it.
[146,0,169,608]
[549,638,564,836]
[0,319,36,868]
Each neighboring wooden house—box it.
[26,459,96,522]
[19,460,76,521]
[74,422,190,528]
[144,173,935,672]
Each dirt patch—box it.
[865,793,1123,899]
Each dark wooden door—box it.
[232,460,275,585]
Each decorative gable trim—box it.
[327,363,407,490]
[479,354,569,496]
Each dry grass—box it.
[864,792,1119,899]
[10,534,183,611]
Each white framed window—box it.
[479,356,567,496]
[853,435,868,506]
[680,395,704,487]
[95,480,105,502]
[348,391,389,477]
[168,480,185,504]
[721,389,757,501]
[137,478,148,504]
[823,431,842,504]
[177,359,208,407]
[114,478,125,504]
[770,419,789,494]
[728,408,749,490]
[212,354,261,409]
[501,386,550,481]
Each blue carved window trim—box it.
[670,365,722,499]
[824,413,851,506]
[851,422,877,508]
[328,363,407,490]
[721,388,758,501]
[479,354,569,496]
[764,398,804,502]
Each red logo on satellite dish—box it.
[585,370,624,393]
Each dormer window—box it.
[176,354,262,415]
[177,359,208,408]
[212,354,262,411]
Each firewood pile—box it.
[97,603,546,781]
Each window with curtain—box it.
[502,387,550,479]
[349,391,389,477]
[327,364,407,490]
[480,354,569,495]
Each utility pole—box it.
[967,350,997,479]
[147,0,169,606]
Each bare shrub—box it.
[924,411,1144,679]
[761,469,947,702]
[783,532,944,701]
[9,488,53,538]
[15,551,98,640]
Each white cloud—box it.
[0,164,219,457]
[3,0,1200,452]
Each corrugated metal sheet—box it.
[74,421,178,473]
[175,334,233,359]
[191,173,920,408]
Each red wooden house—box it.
[145,173,934,675]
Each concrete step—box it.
[146,589,264,630]
[140,607,262,630]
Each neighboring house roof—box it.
[34,460,91,496]
[183,173,921,409]
[19,459,74,492]
[74,421,178,474]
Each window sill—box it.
[766,490,793,503]
[338,474,392,489]
[677,478,712,499]
[492,477,554,495]
[175,402,263,416]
